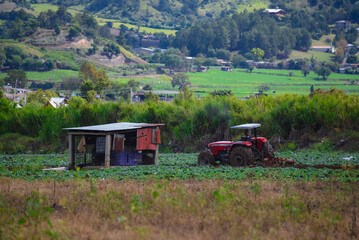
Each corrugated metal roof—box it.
[64,122,164,132]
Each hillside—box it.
[42,0,271,29]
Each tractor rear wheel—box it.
[261,142,274,159]
[197,150,214,166]
[229,146,254,167]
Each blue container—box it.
[116,151,143,166]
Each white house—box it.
[46,97,68,108]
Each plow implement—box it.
[258,157,296,167]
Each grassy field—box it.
[290,50,333,62]
[0,69,78,82]
[237,0,269,13]
[0,40,43,57]
[31,3,81,16]
[0,178,357,239]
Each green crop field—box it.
[26,70,78,82]
[0,151,358,181]
[2,68,357,97]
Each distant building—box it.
[311,46,335,53]
[336,20,351,30]
[263,9,285,16]
[132,47,155,55]
[46,97,68,108]
[142,35,160,48]
[132,90,180,102]
[197,66,207,72]
[217,59,231,65]
[3,85,32,102]
[221,66,232,71]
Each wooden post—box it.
[104,134,111,168]
[69,134,75,169]
[154,144,159,165]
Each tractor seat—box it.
[240,136,253,142]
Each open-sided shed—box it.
[64,122,164,169]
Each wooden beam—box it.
[104,134,112,168]
[69,131,107,136]
[154,145,159,165]
[69,134,75,169]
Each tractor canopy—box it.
[231,123,261,129]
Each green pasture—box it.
[237,0,269,13]
[0,40,43,57]
[290,50,333,62]
[0,70,79,82]
[30,4,80,16]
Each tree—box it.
[347,55,358,64]
[4,70,27,88]
[258,84,270,92]
[295,29,311,51]
[80,80,95,100]
[163,54,184,69]
[99,25,111,38]
[68,95,87,108]
[313,65,331,80]
[216,49,231,61]
[79,62,111,92]
[68,26,80,39]
[310,85,314,92]
[248,65,254,73]
[127,79,140,91]
[143,84,153,90]
[250,48,264,61]
[144,91,160,102]
[211,90,233,97]
[158,0,170,12]
[301,64,310,77]
[334,39,347,63]
[62,78,81,91]
[0,51,6,68]
[27,89,58,105]
[54,24,61,35]
[232,55,247,68]
[171,73,191,91]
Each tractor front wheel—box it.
[198,150,214,166]
[229,146,254,167]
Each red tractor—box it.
[198,123,276,166]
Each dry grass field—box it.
[0,178,358,239]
